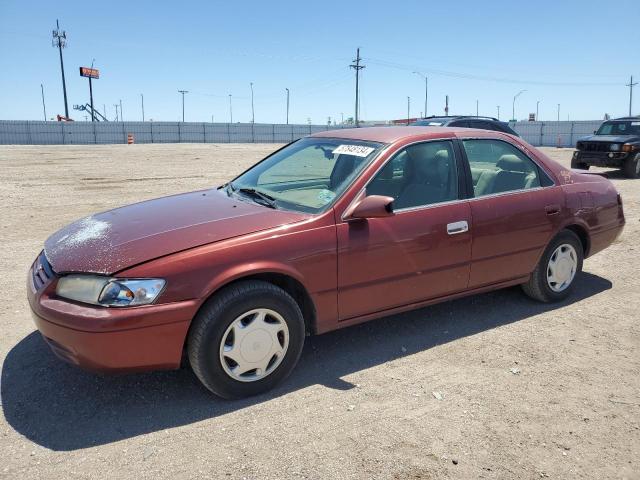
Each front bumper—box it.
[574,151,629,167]
[27,256,199,373]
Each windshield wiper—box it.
[237,187,278,209]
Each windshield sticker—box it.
[428,122,444,126]
[333,144,375,157]
[632,122,640,126]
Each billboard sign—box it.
[79,67,100,79]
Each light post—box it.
[512,89,526,121]
[557,103,560,122]
[285,88,290,124]
[497,105,500,120]
[536,100,540,121]
[229,94,233,123]
[140,93,145,121]
[178,90,188,122]
[407,96,410,125]
[250,82,255,123]
[413,71,428,118]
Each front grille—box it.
[581,142,610,152]
[32,251,55,291]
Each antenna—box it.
[52,19,69,118]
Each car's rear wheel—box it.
[522,230,584,302]
[622,153,640,179]
[570,156,589,170]
[187,280,305,399]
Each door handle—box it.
[545,204,561,215]
[447,220,469,235]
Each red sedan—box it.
[27,127,625,398]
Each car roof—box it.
[310,126,499,144]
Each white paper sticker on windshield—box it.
[333,144,375,157]
[428,122,444,126]
[632,122,640,126]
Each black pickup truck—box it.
[572,117,640,178]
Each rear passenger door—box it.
[461,138,563,288]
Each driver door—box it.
[336,140,472,320]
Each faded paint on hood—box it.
[45,189,309,274]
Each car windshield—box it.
[596,121,640,136]
[229,137,383,213]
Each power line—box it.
[350,48,365,127]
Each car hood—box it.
[578,134,639,143]
[44,189,309,275]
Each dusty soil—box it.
[0,144,638,480]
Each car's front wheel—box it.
[187,280,305,399]
[622,153,640,179]
[570,156,589,170]
[522,230,584,302]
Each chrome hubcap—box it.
[547,244,578,292]
[219,308,289,382]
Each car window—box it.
[367,141,458,210]
[463,139,542,197]
[450,120,469,128]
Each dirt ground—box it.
[0,143,638,480]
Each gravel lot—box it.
[0,143,638,480]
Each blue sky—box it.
[1,0,638,123]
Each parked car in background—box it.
[411,116,519,136]
[572,116,640,178]
[28,126,624,399]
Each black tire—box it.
[187,280,305,399]
[622,153,640,179]
[521,230,584,303]
[570,156,589,170]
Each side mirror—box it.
[345,195,395,220]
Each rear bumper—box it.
[27,263,198,373]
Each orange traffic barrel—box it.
[127,133,134,144]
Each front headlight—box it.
[610,144,621,151]
[56,275,166,307]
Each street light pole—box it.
[557,104,560,122]
[140,93,145,121]
[407,96,410,125]
[119,99,123,121]
[229,94,233,123]
[178,90,188,122]
[512,90,526,121]
[285,88,290,124]
[497,105,500,120]
[536,100,540,121]
[413,71,428,118]
[40,84,47,121]
[250,83,255,123]
[476,99,479,117]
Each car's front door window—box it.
[366,140,458,210]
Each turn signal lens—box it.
[622,143,637,152]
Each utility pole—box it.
[52,20,69,118]
[228,94,233,123]
[103,104,106,119]
[40,84,47,120]
[497,105,500,120]
[413,71,428,118]
[113,103,119,122]
[250,82,255,123]
[476,99,479,117]
[536,100,540,121]
[349,48,365,127]
[178,90,188,122]
[285,88,290,124]
[627,75,638,116]
[557,103,560,122]
[119,99,123,121]
[445,95,449,116]
[407,96,410,125]
[140,93,145,121]
[512,89,526,121]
